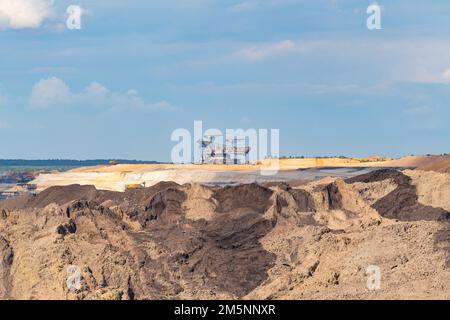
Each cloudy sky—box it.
[1,0,450,160]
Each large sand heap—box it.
[0,169,449,300]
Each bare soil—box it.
[0,169,449,300]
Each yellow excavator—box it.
[125,182,146,190]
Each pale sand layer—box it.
[31,156,438,192]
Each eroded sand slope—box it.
[0,169,449,300]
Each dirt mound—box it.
[1,171,450,300]
[346,169,410,185]
[127,187,187,227]
[347,169,449,221]
[406,169,450,211]
[416,155,450,173]
[287,188,316,212]
[212,183,273,213]
[317,182,344,211]
[1,182,182,210]
[1,185,100,210]
[383,155,450,174]
[182,184,216,221]
[0,182,280,299]
[349,179,397,206]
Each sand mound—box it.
[0,169,449,300]
[347,169,449,221]
[380,154,450,174]
[350,179,397,205]
[405,169,450,211]
[182,184,216,221]
[212,183,274,214]
[416,156,450,173]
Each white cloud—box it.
[244,38,450,84]
[116,89,177,112]
[0,0,55,29]
[364,40,450,84]
[84,82,109,102]
[238,40,297,60]
[29,77,72,108]
[29,77,177,112]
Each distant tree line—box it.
[0,159,162,166]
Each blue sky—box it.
[1,0,450,161]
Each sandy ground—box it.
[1,168,449,300]
[31,157,421,192]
